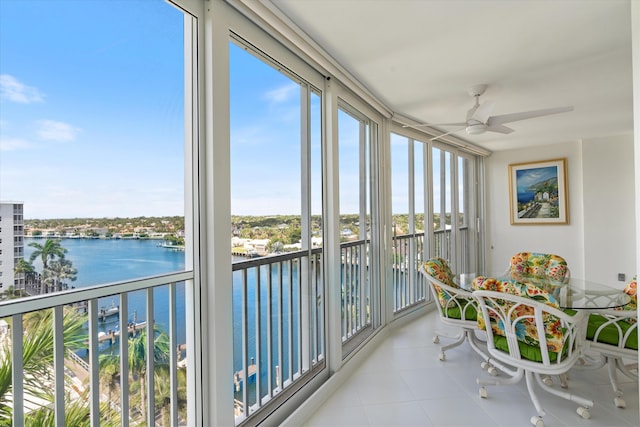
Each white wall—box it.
[583,134,636,286]
[485,136,636,285]
[485,141,586,277]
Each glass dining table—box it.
[455,271,631,310]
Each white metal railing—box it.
[392,232,427,313]
[391,227,470,313]
[0,270,191,427]
[340,239,371,342]
[232,249,324,426]
[432,227,470,271]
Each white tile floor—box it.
[303,310,639,427]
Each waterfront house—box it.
[2,1,638,426]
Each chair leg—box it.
[533,372,593,417]
[468,330,499,376]
[477,367,524,387]
[614,358,639,381]
[434,328,466,361]
[525,371,546,417]
[478,370,525,408]
[607,357,626,408]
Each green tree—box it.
[43,258,77,292]
[154,366,188,427]
[28,239,67,294]
[14,259,37,286]
[100,326,171,423]
[286,226,302,244]
[98,356,120,424]
[0,308,88,426]
[129,328,171,422]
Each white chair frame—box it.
[423,271,494,372]
[473,289,593,427]
[584,308,638,408]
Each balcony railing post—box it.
[53,305,65,427]
[88,299,100,427]
[119,293,129,427]
[11,313,24,426]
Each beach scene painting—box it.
[509,158,568,225]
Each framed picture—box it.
[509,158,568,225]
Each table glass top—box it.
[456,271,631,310]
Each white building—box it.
[0,202,24,293]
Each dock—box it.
[233,363,257,392]
[98,321,147,344]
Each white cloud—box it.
[36,120,81,142]
[0,74,45,104]
[263,83,298,105]
[0,137,33,151]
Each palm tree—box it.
[99,325,171,424]
[28,239,67,294]
[154,366,188,427]
[14,259,37,294]
[128,327,171,422]
[98,356,121,424]
[43,258,77,292]
[0,308,88,425]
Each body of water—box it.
[24,238,187,351]
[23,238,301,394]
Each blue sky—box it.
[0,0,334,219]
[1,1,185,218]
[0,0,400,220]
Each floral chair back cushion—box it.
[614,276,637,324]
[423,258,457,308]
[472,276,565,353]
[509,252,569,282]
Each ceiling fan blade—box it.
[431,126,466,142]
[486,124,514,134]
[487,106,574,126]
[402,122,466,129]
[470,100,495,124]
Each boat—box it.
[159,241,185,251]
[98,301,120,322]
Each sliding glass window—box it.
[390,133,429,313]
[229,40,324,424]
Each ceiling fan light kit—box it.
[466,122,487,135]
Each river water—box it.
[24,238,187,351]
[23,237,299,389]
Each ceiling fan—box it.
[405,84,573,141]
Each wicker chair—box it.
[473,278,593,427]
[422,258,493,370]
[585,277,638,408]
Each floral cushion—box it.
[423,257,460,312]
[613,276,637,324]
[472,276,565,353]
[509,252,569,283]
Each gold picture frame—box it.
[509,158,568,225]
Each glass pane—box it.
[390,133,409,236]
[432,148,443,230]
[458,157,467,226]
[230,42,302,255]
[338,109,361,240]
[311,91,323,248]
[414,141,425,233]
[444,151,451,227]
[1,0,187,287]
[0,2,188,423]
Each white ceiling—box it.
[270,0,633,152]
